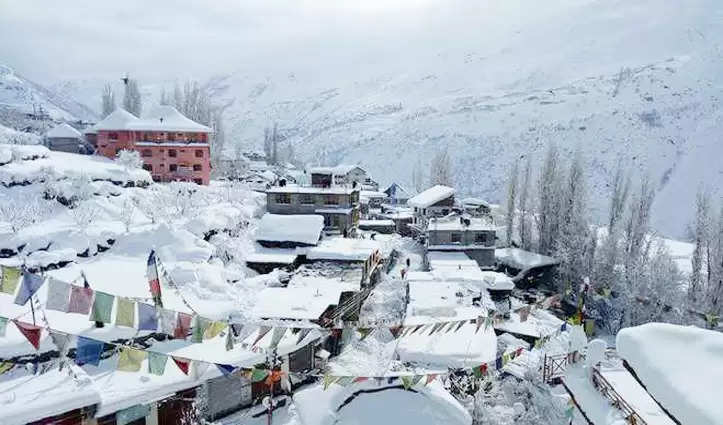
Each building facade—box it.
[45,123,93,154]
[93,107,212,185]
[426,215,497,268]
[266,185,360,235]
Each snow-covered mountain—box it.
[0,65,98,123]
[46,0,723,237]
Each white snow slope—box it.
[617,323,723,425]
[47,0,723,238]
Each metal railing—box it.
[591,367,647,425]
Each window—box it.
[169,164,177,172]
[451,233,462,243]
[108,132,118,140]
[475,233,487,244]
[195,150,203,158]
[442,209,449,215]
[193,178,203,185]
[143,133,151,140]
[275,193,291,204]
[325,195,338,205]
[141,149,152,157]
[300,194,314,204]
[142,164,152,172]
[168,149,177,158]
[193,164,202,171]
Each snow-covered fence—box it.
[591,367,647,425]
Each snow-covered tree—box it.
[115,149,143,172]
[535,144,562,256]
[101,84,115,118]
[518,157,532,250]
[429,148,453,187]
[0,198,48,233]
[689,188,711,305]
[263,124,281,165]
[123,78,142,117]
[707,205,723,314]
[119,198,135,233]
[70,201,100,232]
[505,161,519,247]
[159,87,170,106]
[411,158,425,194]
[210,109,226,170]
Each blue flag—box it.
[75,336,104,366]
[217,364,235,375]
[137,303,158,331]
[561,322,567,332]
[495,356,503,370]
[14,272,45,306]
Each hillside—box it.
[44,0,723,237]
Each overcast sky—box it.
[0,0,489,83]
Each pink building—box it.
[93,106,212,185]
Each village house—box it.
[309,164,366,187]
[44,123,93,154]
[460,197,491,217]
[92,106,212,185]
[266,184,360,235]
[426,214,497,268]
[407,185,456,230]
[383,182,411,205]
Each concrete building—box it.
[407,185,456,229]
[426,214,497,268]
[45,123,92,154]
[93,107,212,185]
[266,184,360,235]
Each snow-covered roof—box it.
[254,214,323,246]
[309,164,364,176]
[302,236,389,262]
[251,285,343,320]
[267,185,358,195]
[617,323,723,425]
[246,246,298,264]
[358,219,395,227]
[460,197,490,208]
[428,215,495,231]
[407,185,455,208]
[46,123,83,139]
[92,106,211,133]
[360,190,386,199]
[495,248,559,270]
[383,182,411,199]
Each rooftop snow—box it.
[617,323,723,425]
[251,285,344,320]
[303,236,389,262]
[428,215,495,231]
[92,106,211,133]
[266,185,359,194]
[460,197,490,208]
[308,164,363,175]
[407,185,455,208]
[495,248,559,270]
[254,214,323,246]
[46,123,83,139]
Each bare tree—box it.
[690,188,711,305]
[70,201,101,232]
[429,148,453,187]
[119,198,135,233]
[518,157,532,250]
[535,144,562,255]
[123,78,142,117]
[101,84,115,118]
[505,161,519,247]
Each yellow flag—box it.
[117,347,147,372]
[204,321,227,339]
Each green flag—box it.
[358,328,373,340]
[1,266,20,295]
[117,347,146,372]
[502,353,510,365]
[269,327,287,349]
[192,316,209,343]
[401,376,413,390]
[0,317,7,337]
[412,375,424,386]
[90,291,114,323]
[251,367,269,383]
[203,321,226,339]
[115,298,135,327]
[148,352,168,375]
[0,361,13,375]
[323,374,338,390]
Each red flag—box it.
[173,356,190,375]
[480,363,488,376]
[516,347,524,357]
[353,377,369,383]
[174,312,192,339]
[425,374,437,385]
[13,320,42,350]
[389,326,403,339]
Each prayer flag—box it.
[117,404,150,425]
[225,328,234,351]
[90,291,114,323]
[429,323,444,335]
[118,347,146,372]
[251,367,269,383]
[0,266,20,295]
[401,376,413,390]
[147,251,162,306]
[191,316,209,343]
[251,326,272,347]
[137,303,158,331]
[455,320,466,332]
[410,324,424,335]
[475,316,485,333]
[412,375,423,386]
[473,365,484,379]
[0,361,13,375]
[173,356,190,375]
[389,326,403,339]
[269,327,287,349]
[519,306,530,322]
[561,322,567,332]
[158,308,176,336]
[192,361,210,380]
[148,352,168,376]
[68,286,94,315]
[49,331,71,355]
[534,339,543,349]
[217,364,235,375]
[516,347,524,357]
[353,377,369,383]
[358,328,372,340]
[14,272,45,306]
[495,356,503,370]
[484,316,493,330]
[46,279,71,312]
[13,319,42,349]
[115,298,136,328]
[0,316,7,337]
[425,374,437,385]
[336,376,353,387]
[204,321,226,339]
[585,319,595,337]
[76,336,104,366]
[174,312,192,339]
